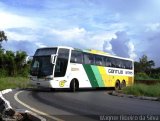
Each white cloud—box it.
[51,27,87,41]
[0,12,37,29]
[35,42,47,48]
[127,41,137,59]
[6,31,37,42]
[145,23,160,32]
[51,27,116,51]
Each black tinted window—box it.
[84,54,95,64]
[124,60,132,69]
[105,57,112,67]
[58,49,69,59]
[35,48,57,56]
[95,55,103,66]
[71,50,83,63]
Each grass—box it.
[122,83,160,97]
[0,77,31,91]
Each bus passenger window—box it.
[95,56,103,66]
[105,57,112,67]
[84,54,95,65]
[71,50,83,63]
[123,60,132,69]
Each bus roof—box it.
[37,46,133,61]
[74,48,133,61]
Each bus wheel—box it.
[121,80,126,89]
[115,80,120,91]
[50,88,56,91]
[70,79,79,92]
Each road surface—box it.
[3,88,160,121]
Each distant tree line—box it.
[134,55,160,80]
[0,31,31,77]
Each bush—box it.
[135,72,151,80]
[0,69,8,77]
[122,83,160,97]
[150,73,160,79]
[0,77,31,90]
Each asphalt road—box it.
[3,88,160,121]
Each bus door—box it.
[54,49,69,77]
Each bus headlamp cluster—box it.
[45,76,53,81]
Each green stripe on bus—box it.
[91,66,105,87]
[83,64,99,87]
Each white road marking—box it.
[0,89,13,109]
[1,89,12,94]
[14,91,64,121]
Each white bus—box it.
[29,46,134,91]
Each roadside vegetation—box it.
[122,55,160,97]
[0,31,31,91]
[122,83,160,97]
[0,77,31,91]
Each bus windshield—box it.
[30,48,57,77]
[30,56,53,77]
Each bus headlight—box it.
[45,76,53,81]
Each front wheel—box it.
[70,79,79,92]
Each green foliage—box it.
[122,83,160,97]
[0,77,31,91]
[135,55,155,73]
[149,68,160,79]
[0,50,30,77]
[0,31,7,49]
[134,55,160,80]
[150,73,160,80]
[135,72,150,80]
[0,30,31,77]
[0,69,8,77]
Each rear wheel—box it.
[70,79,79,92]
[115,80,120,91]
[120,80,126,89]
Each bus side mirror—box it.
[51,54,57,64]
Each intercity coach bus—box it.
[29,46,134,92]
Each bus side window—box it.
[88,54,95,65]
[128,61,132,69]
[111,58,117,67]
[105,57,112,67]
[71,50,83,63]
[84,54,95,65]
[116,59,123,68]
[123,60,132,69]
[95,55,103,66]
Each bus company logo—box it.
[108,69,133,75]
[59,80,66,87]
[108,69,123,74]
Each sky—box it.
[0,0,160,66]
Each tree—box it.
[134,61,141,73]
[138,55,155,73]
[15,51,27,75]
[0,31,7,49]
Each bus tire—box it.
[120,80,126,89]
[70,79,79,92]
[50,88,56,91]
[115,80,120,91]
